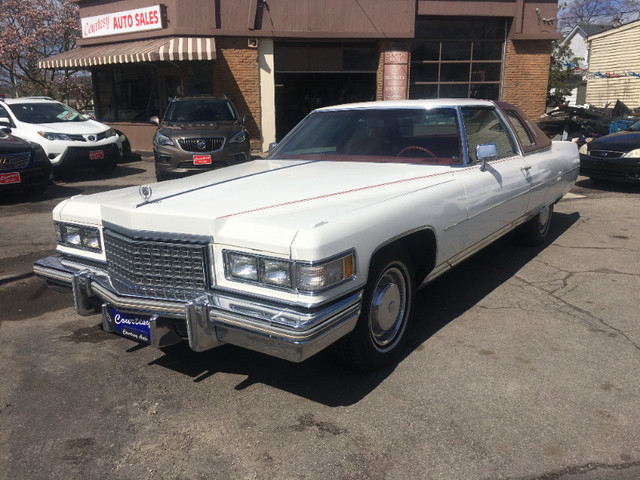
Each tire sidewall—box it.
[353,247,415,368]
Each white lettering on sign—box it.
[113,313,151,329]
[81,5,163,39]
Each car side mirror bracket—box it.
[476,143,498,171]
[0,120,11,134]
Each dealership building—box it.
[40,0,560,152]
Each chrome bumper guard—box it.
[34,255,362,363]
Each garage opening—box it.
[274,41,378,140]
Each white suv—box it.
[0,97,122,174]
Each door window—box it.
[461,107,517,163]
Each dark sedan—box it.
[579,120,640,182]
[0,122,52,195]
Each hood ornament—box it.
[139,185,153,202]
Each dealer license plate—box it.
[0,172,21,184]
[89,150,104,160]
[193,154,212,165]
[111,307,151,343]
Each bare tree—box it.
[558,0,640,32]
[0,0,92,107]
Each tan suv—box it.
[151,96,251,182]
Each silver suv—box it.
[151,96,251,182]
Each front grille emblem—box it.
[88,135,96,141]
[1,158,8,166]
[196,139,207,151]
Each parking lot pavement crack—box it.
[513,459,640,480]
[552,243,636,252]
[506,265,640,354]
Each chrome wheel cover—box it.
[369,265,409,350]
[537,204,552,234]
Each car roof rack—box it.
[171,94,229,101]
[20,96,55,100]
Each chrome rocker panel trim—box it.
[33,255,363,363]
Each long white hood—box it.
[55,159,455,253]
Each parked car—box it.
[34,99,579,370]
[579,119,640,183]
[151,95,251,182]
[0,97,122,175]
[0,120,52,195]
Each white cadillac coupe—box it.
[34,99,579,370]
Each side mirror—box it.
[476,143,497,171]
[150,116,160,126]
[268,142,278,153]
[0,120,11,134]
[242,114,252,125]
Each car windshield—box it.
[10,102,86,124]
[269,108,463,165]
[163,100,237,123]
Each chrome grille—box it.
[104,229,209,301]
[0,152,31,170]
[178,137,225,153]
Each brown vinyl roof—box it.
[38,37,216,69]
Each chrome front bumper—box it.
[34,255,362,363]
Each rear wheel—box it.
[335,246,415,370]
[517,203,553,246]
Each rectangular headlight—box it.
[65,225,82,246]
[55,222,102,252]
[225,252,258,282]
[261,258,292,288]
[83,229,101,250]
[223,250,355,293]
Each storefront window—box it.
[93,61,213,122]
[410,17,506,100]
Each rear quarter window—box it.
[504,109,535,146]
[496,102,551,154]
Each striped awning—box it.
[38,37,216,69]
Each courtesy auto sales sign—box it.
[81,5,164,39]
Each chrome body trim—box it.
[33,255,363,363]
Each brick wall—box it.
[213,38,262,151]
[502,40,552,121]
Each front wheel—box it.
[517,203,554,246]
[335,247,415,370]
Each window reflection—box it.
[410,17,506,101]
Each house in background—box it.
[561,23,611,105]
[586,19,640,109]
